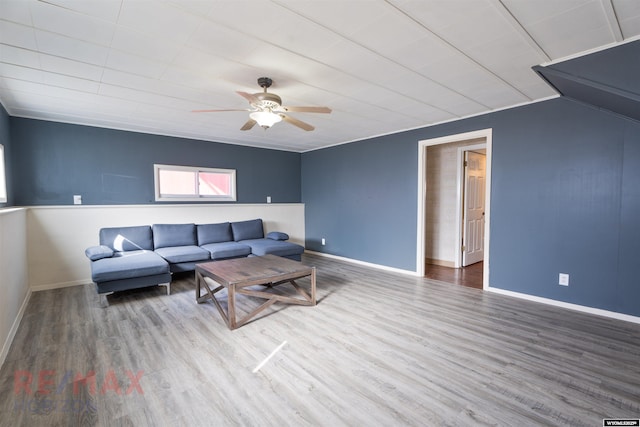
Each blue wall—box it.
[0,104,11,207]
[10,118,301,205]
[302,97,640,316]
[302,135,418,269]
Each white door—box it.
[462,151,486,266]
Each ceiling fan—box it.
[192,77,331,131]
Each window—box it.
[0,145,6,203]
[154,164,236,202]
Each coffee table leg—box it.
[195,271,201,302]
[228,284,237,329]
[311,267,316,305]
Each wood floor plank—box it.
[1,253,639,426]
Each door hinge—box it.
[464,160,468,167]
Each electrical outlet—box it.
[266,196,271,203]
[73,195,82,205]
[559,273,569,286]
[321,238,326,245]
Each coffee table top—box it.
[196,254,313,287]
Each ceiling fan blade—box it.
[240,119,257,131]
[192,109,248,113]
[282,106,332,114]
[237,91,260,104]
[282,114,314,131]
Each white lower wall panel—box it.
[0,208,29,366]
[27,204,305,290]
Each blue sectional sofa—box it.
[85,219,304,303]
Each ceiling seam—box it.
[0,42,206,101]
[26,1,43,78]
[155,2,189,83]
[114,8,431,121]
[99,0,124,87]
[492,0,551,62]
[1,40,416,129]
[175,4,460,122]
[0,23,214,102]
[0,19,169,70]
[386,0,534,102]
[599,0,624,42]
[268,0,486,115]
[25,0,120,84]
[0,73,232,121]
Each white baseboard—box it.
[0,288,32,368]
[305,250,419,276]
[31,279,88,292]
[488,287,640,325]
[305,251,640,324]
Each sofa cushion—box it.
[266,231,289,241]
[197,222,233,245]
[85,245,114,261]
[154,245,210,264]
[90,250,169,283]
[100,226,154,251]
[200,241,252,260]
[153,223,197,249]
[239,238,304,258]
[231,219,264,241]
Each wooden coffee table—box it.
[195,255,316,330]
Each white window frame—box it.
[154,164,236,202]
[0,145,7,203]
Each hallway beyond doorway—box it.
[425,262,483,289]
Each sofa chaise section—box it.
[86,225,171,301]
[231,219,304,261]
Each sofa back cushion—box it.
[231,219,264,241]
[152,223,197,249]
[100,226,154,252]
[197,222,233,245]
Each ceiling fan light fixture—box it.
[250,111,282,129]
[193,77,330,131]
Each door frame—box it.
[456,143,487,268]
[416,128,492,290]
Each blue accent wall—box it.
[10,118,301,205]
[301,135,418,270]
[302,97,640,317]
[0,104,11,207]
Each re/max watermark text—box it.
[14,369,144,396]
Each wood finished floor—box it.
[1,253,639,426]
[425,261,484,289]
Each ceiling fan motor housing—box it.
[252,78,281,110]
[254,92,282,110]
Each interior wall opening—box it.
[417,129,492,290]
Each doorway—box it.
[416,129,492,290]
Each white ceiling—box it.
[1,0,639,152]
